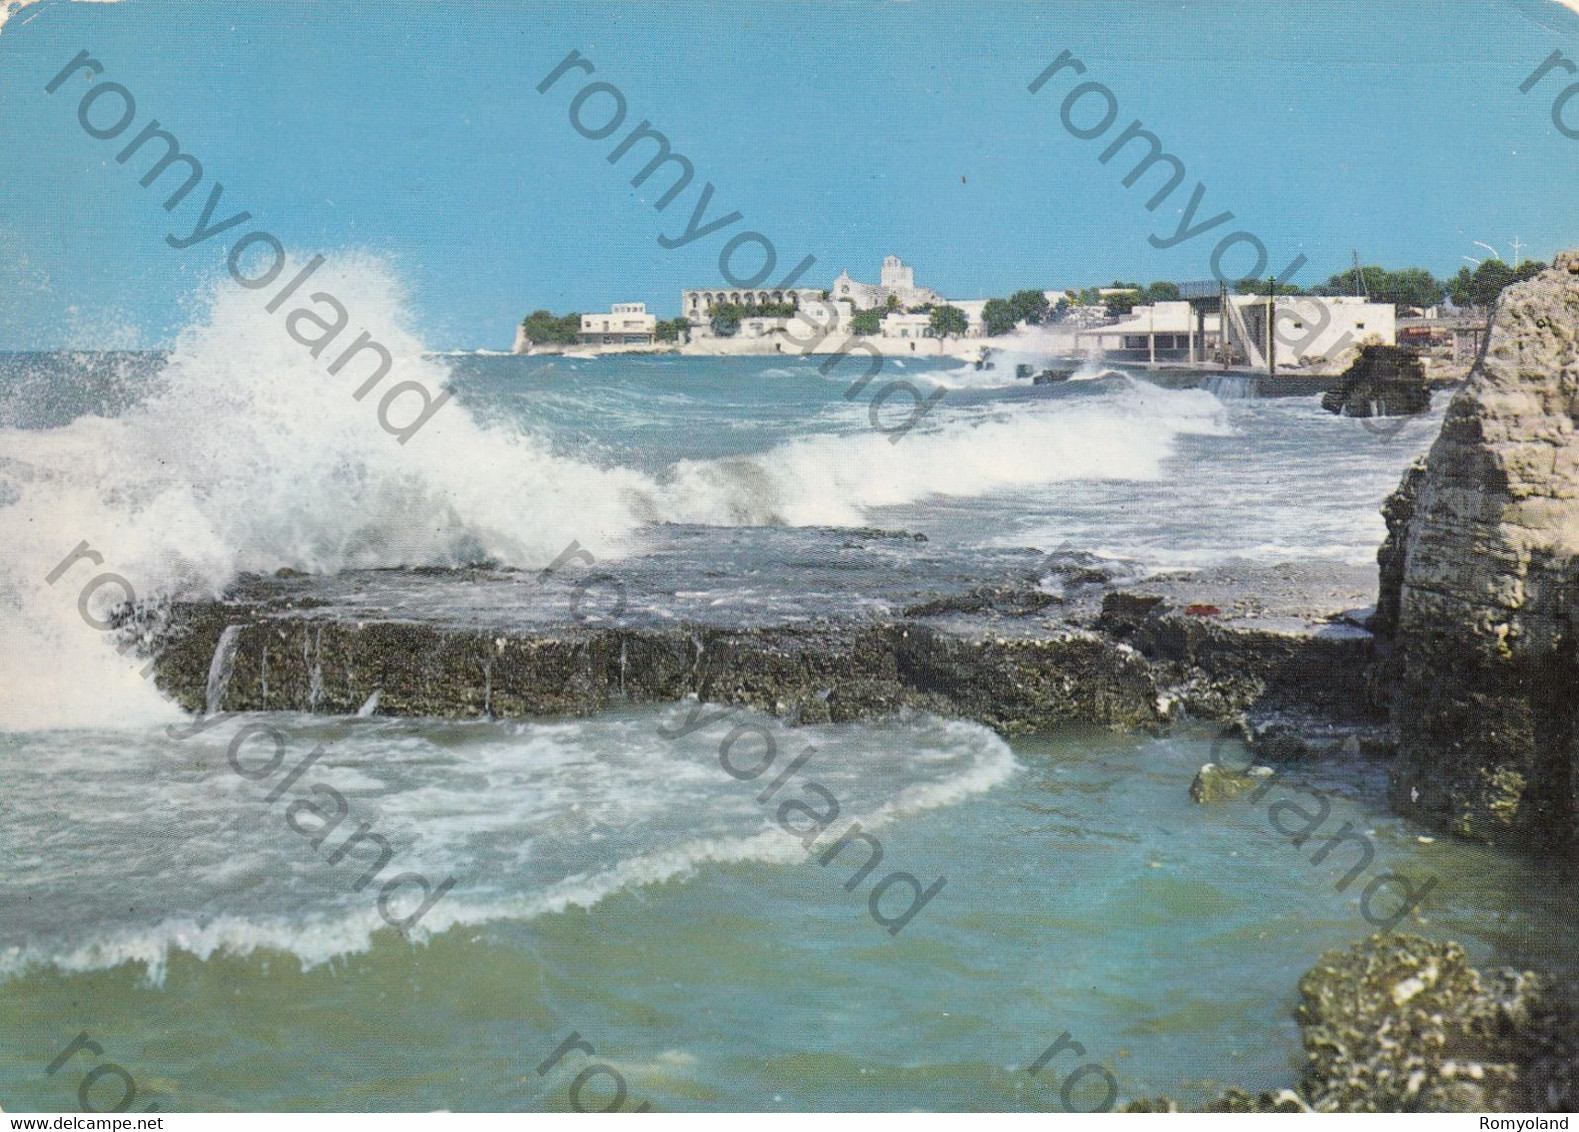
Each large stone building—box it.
[831,256,944,311]
[681,287,822,325]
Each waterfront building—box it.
[680,287,822,325]
[1078,295,1396,368]
[949,299,989,337]
[881,311,933,340]
[831,255,944,311]
[731,298,854,343]
[580,302,657,345]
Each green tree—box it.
[707,301,796,321]
[1314,265,1443,308]
[981,298,1017,337]
[1447,259,1545,307]
[884,294,903,312]
[520,309,582,346]
[850,308,882,335]
[1008,289,1050,325]
[1106,291,1141,316]
[1142,281,1181,303]
[655,317,689,342]
[930,305,969,339]
[1235,278,1304,296]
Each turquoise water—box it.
[2,342,1558,1113]
[0,710,1571,1113]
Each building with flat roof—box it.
[580,302,656,346]
[681,287,822,325]
[1079,294,1395,369]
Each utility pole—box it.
[1511,236,1525,264]
[1219,282,1229,370]
[1267,276,1276,376]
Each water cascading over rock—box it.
[1381,252,1579,854]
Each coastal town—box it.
[513,253,1538,378]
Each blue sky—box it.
[1,0,1576,349]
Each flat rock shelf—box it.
[142,524,1384,735]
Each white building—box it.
[880,311,934,340]
[1078,295,1396,369]
[680,287,822,327]
[949,299,990,337]
[832,255,945,311]
[731,298,855,343]
[580,302,656,345]
[1242,295,1395,366]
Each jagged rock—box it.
[1121,936,1575,1113]
[901,585,1060,618]
[145,557,1383,733]
[1124,1088,1310,1112]
[1188,761,1273,803]
[1204,1088,1311,1113]
[1297,935,1575,1112]
[1380,253,1579,853]
[1246,713,1395,763]
[1321,345,1432,417]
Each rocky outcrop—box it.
[1380,253,1579,854]
[1124,935,1576,1113]
[142,556,1383,735]
[1188,762,1273,803]
[1297,936,1574,1112]
[1321,345,1432,418]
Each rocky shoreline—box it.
[1129,935,1576,1113]
[143,550,1383,741]
[133,257,1579,1112]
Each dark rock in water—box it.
[1187,761,1273,803]
[1245,711,1395,763]
[1321,345,1431,417]
[1126,1089,1310,1113]
[143,532,1382,736]
[1033,368,1075,385]
[1378,253,1579,855]
[1297,935,1575,1112]
[1122,935,1576,1113]
[901,585,1060,618]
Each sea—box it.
[1,271,1574,1112]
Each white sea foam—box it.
[654,380,1229,527]
[0,254,1227,729]
[0,709,1017,981]
[0,256,655,728]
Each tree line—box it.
[1101,261,1547,315]
[520,258,1548,347]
